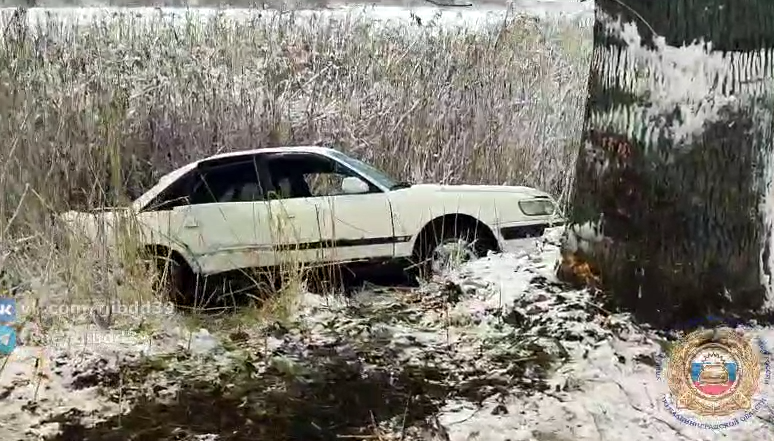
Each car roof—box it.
[131,146,340,210]
[200,146,337,163]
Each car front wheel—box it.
[415,222,497,278]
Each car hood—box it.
[404,183,551,198]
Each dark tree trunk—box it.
[558,0,774,328]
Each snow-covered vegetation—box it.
[0,2,771,440]
[0,5,591,438]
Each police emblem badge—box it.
[667,328,761,417]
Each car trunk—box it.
[58,208,134,246]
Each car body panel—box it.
[156,202,271,274]
[136,206,205,269]
[316,193,398,264]
[135,197,325,274]
[263,197,326,266]
[59,207,204,272]
[386,183,560,256]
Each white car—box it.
[62,146,562,299]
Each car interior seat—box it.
[289,176,312,198]
[275,178,293,199]
[271,174,312,199]
[236,181,264,202]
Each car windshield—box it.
[328,150,399,190]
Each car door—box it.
[260,194,324,268]
[262,152,396,264]
[257,152,332,267]
[317,191,397,263]
[164,155,280,275]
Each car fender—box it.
[59,209,203,274]
[141,239,202,273]
[388,191,515,255]
[134,214,203,273]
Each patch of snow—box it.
[562,220,603,253]
[0,345,121,439]
[438,326,774,441]
[1,1,594,31]
[183,328,223,355]
[3,224,773,439]
[0,318,234,440]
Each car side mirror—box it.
[341,177,369,195]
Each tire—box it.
[147,253,193,307]
[414,221,497,279]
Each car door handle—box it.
[183,218,199,228]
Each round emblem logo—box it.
[689,345,737,397]
[660,326,771,429]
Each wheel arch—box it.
[142,243,199,274]
[410,213,500,257]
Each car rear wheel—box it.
[143,253,193,307]
[415,222,497,278]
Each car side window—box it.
[143,172,196,211]
[264,153,378,200]
[190,159,266,205]
[304,172,348,197]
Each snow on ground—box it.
[2,226,771,440]
[0,318,224,439]
[1,1,772,439]
[425,230,774,441]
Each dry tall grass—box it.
[0,8,590,323]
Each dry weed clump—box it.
[0,9,590,313]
